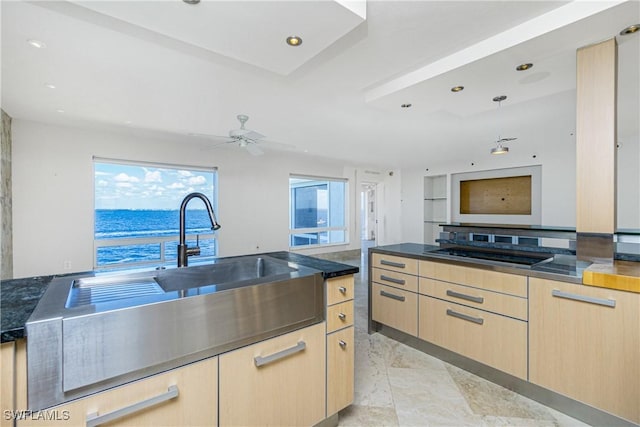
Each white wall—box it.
[11,119,400,278]
[400,139,578,244]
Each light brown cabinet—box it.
[372,283,418,336]
[417,261,528,379]
[419,277,527,321]
[325,275,355,416]
[327,326,354,416]
[17,357,217,427]
[372,253,418,275]
[371,254,419,336]
[419,260,527,297]
[419,295,527,379]
[529,278,640,424]
[219,321,326,427]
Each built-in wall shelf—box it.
[424,175,448,244]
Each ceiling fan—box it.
[204,114,267,155]
[226,114,267,155]
[194,114,295,155]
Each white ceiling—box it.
[1,0,638,168]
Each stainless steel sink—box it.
[26,255,323,410]
[155,256,296,293]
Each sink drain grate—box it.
[66,278,163,308]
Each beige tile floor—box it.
[329,248,590,427]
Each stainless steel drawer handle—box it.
[380,259,406,269]
[446,290,484,304]
[86,385,179,427]
[380,290,405,302]
[380,274,406,285]
[446,309,484,325]
[338,313,347,320]
[551,289,616,308]
[338,286,347,294]
[254,341,306,367]
[339,340,347,348]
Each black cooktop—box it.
[430,248,552,267]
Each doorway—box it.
[360,182,377,251]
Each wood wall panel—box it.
[576,38,617,234]
[460,175,531,215]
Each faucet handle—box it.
[186,246,201,257]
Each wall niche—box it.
[460,175,532,215]
[451,165,541,225]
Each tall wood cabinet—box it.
[529,278,640,424]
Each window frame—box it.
[289,174,349,249]
[93,157,219,270]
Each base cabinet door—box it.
[219,322,326,427]
[419,295,527,379]
[327,326,354,416]
[17,357,217,427]
[372,283,418,336]
[529,278,640,424]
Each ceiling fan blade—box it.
[245,143,264,156]
[244,130,265,140]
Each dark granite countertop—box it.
[0,252,358,344]
[265,251,359,279]
[370,243,587,285]
[1,276,53,342]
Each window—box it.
[289,176,347,248]
[94,159,218,269]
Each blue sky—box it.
[95,162,215,210]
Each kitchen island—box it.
[369,243,639,427]
[1,252,358,427]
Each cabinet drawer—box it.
[219,322,326,427]
[372,253,418,275]
[372,267,418,292]
[419,296,527,379]
[327,275,354,306]
[419,260,527,297]
[327,300,354,333]
[327,326,354,416]
[18,357,217,427]
[419,278,527,320]
[372,283,418,336]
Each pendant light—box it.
[491,95,516,155]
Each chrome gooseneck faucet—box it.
[177,192,221,267]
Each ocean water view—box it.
[95,209,217,266]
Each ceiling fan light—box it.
[491,145,509,155]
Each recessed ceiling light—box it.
[516,63,534,71]
[286,36,303,47]
[620,24,639,36]
[56,109,65,113]
[451,86,464,92]
[401,103,412,108]
[44,83,56,89]
[124,121,132,125]
[27,39,46,49]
